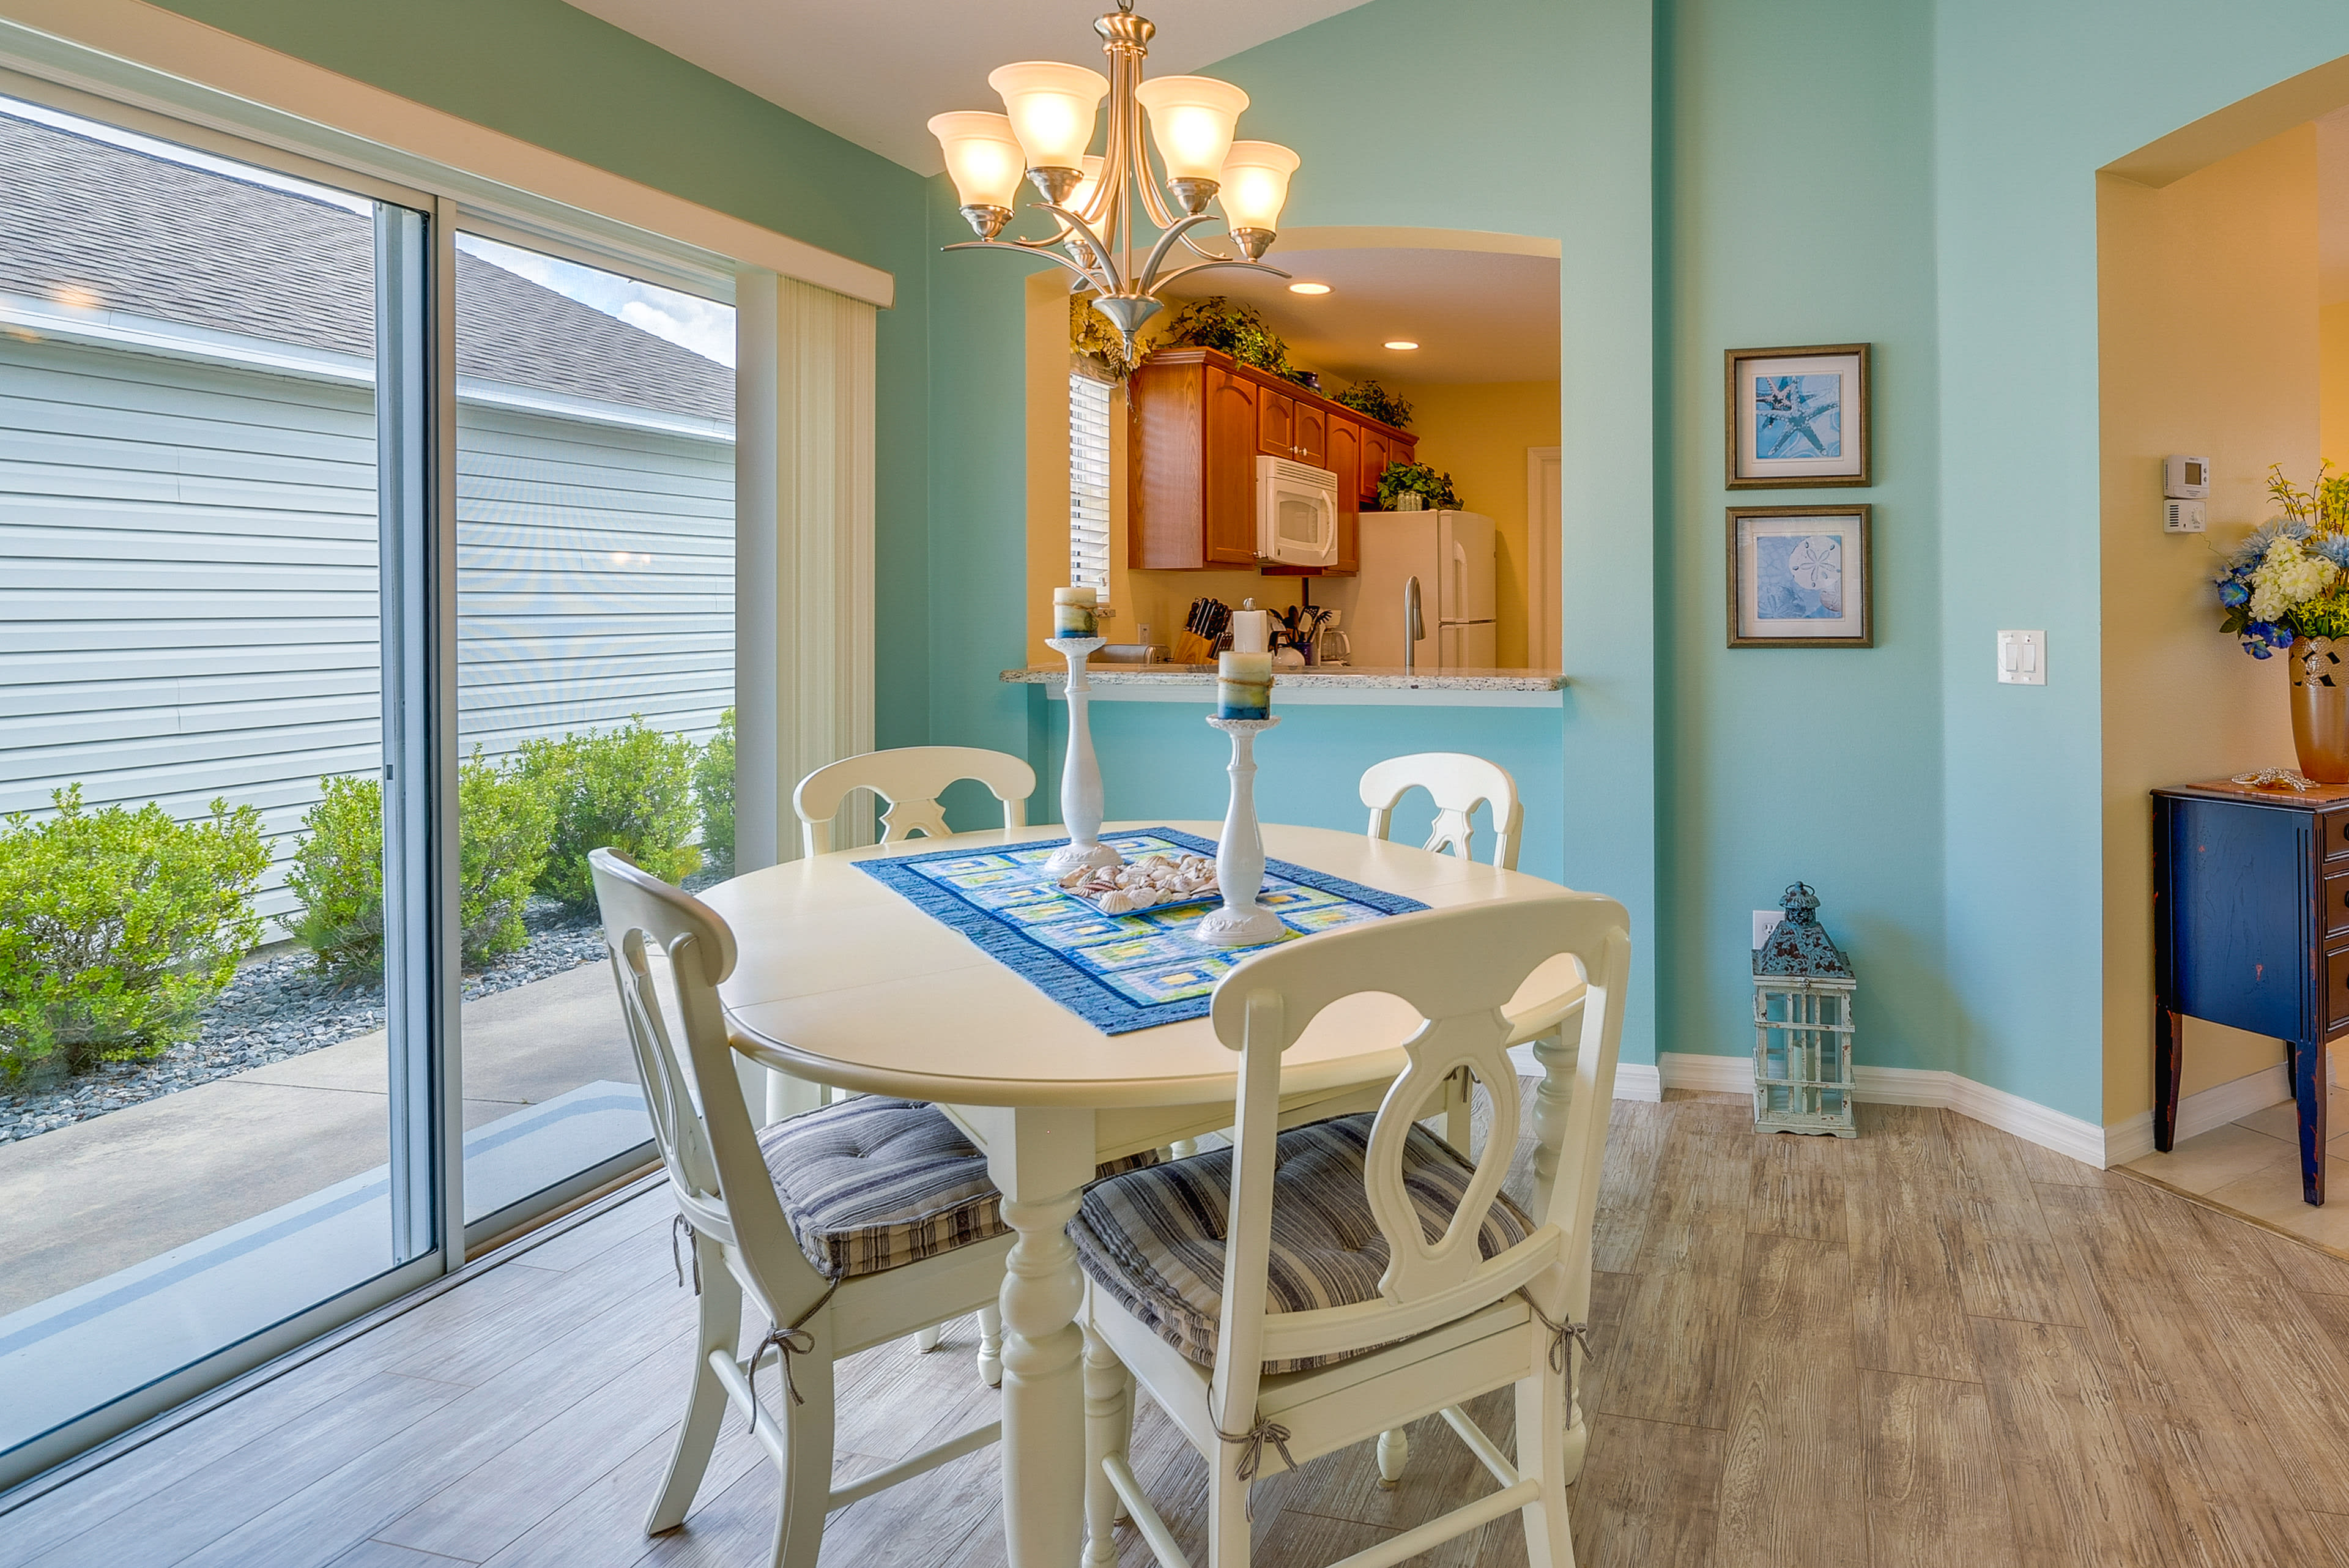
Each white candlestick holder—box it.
[1196,716,1285,946]
[1044,636,1125,877]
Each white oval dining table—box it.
[702,820,1583,1568]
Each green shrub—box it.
[286,772,383,979]
[696,707,735,877]
[1332,378,1413,430]
[288,750,555,978]
[519,718,701,913]
[0,786,265,1082]
[459,751,554,962]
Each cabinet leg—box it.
[2296,1037,2329,1206]
[2154,1006,2181,1154]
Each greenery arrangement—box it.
[0,787,266,1082]
[2217,464,2349,656]
[1333,379,1413,430]
[695,707,737,878]
[287,749,555,978]
[1156,295,1315,385]
[1374,460,1461,511]
[519,718,703,913]
[1069,293,1135,380]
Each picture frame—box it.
[1724,343,1871,488]
[1727,504,1872,648]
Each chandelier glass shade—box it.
[927,2,1301,357]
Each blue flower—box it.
[2313,534,2349,571]
[2219,578,2250,607]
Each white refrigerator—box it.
[1329,510,1498,669]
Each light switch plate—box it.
[1997,629,2046,685]
[1753,910,1783,949]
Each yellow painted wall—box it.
[1390,381,1562,670]
[2323,302,2349,470]
[2098,124,2319,1123]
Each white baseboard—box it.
[1625,1051,2112,1169]
[2101,1063,2291,1166]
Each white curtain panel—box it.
[734,269,878,868]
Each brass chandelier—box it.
[927,1,1301,357]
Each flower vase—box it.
[2291,637,2349,782]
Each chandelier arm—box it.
[1039,202,1126,295]
[939,237,1110,290]
[1146,257,1295,292]
[1133,211,1224,297]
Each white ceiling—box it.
[1184,246,1562,385]
[560,0,1376,174]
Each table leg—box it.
[962,1105,1096,1568]
[2295,1037,2329,1206]
[2153,1006,2181,1153]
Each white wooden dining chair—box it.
[1359,751,1524,871]
[792,745,1037,858]
[588,849,1017,1568]
[789,745,1035,1364]
[1072,894,1630,1568]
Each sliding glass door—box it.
[0,96,441,1474]
[450,234,735,1237]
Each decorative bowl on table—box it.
[1058,853,1218,915]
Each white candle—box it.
[1231,609,1269,653]
[1053,585,1098,638]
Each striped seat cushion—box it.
[756,1096,1154,1280]
[1070,1113,1536,1374]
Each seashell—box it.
[1098,891,1135,915]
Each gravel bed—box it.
[0,884,705,1146]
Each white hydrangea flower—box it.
[2249,537,2338,623]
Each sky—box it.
[0,94,736,368]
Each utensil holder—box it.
[1044,637,1125,876]
[1195,716,1285,946]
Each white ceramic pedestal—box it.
[1044,637,1125,877]
[1195,715,1285,946]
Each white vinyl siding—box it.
[1069,370,1111,602]
[0,332,733,929]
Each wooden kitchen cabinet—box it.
[1129,346,1412,573]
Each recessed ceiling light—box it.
[1287,282,1332,295]
[1383,340,1419,351]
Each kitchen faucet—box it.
[1404,574,1424,672]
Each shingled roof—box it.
[0,113,732,425]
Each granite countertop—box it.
[1001,664,1567,692]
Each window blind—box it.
[1069,370,1112,603]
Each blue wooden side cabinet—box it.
[2152,778,2349,1206]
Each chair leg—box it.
[977,1305,1004,1388]
[1082,1325,1130,1568]
[1206,1431,1253,1568]
[914,1325,944,1353]
[768,1310,837,1568]
[1515,1368,1578,1568]
[1375,1426,1408,1489]
[646,1247,737,1536]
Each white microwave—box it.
[1255,456,1340,568]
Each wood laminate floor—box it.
[12,1089,2349,1568]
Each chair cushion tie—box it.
[748,1277,841,1421]
[1518,1291,1594,1412]
[1211,1413,1297,1518]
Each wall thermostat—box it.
[2164,455,2210,499]
[2164,497,2208,534]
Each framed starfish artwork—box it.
[1726,343,1871,488]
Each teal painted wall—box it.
[1659,0,1948,1077]
[1029,695,1568,883]
[143,0,940,747]
[1931,1,2349,1119]
[922,0,1664,1063]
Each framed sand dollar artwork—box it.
[1727,505,1872,648]
[1725,343,1870,488]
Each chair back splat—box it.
[793,745,1037,857]
[1205,894,1630,1471]
[1358,751,1523,869]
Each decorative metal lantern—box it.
[1751,882,1857,1137]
